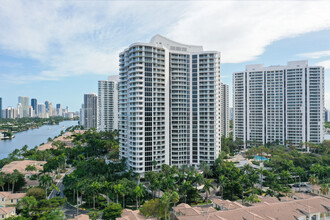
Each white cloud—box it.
[317,60,330,69]
[298,50,330,59]
[167,1,330,63]
[1,1,330,82]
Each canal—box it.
[0,120,78,159]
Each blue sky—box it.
[0,1,330,111]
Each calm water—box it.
[0,120,77,159]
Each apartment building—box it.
[220,82,230,138]
[83,93,98,129]
[98,76,119,131]
[233,61,324,148]
[119,35,222,173]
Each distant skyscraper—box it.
[84,94,97,129]
[119,35,221,173]
[98,75,119,131]
[18,96,30,118]
[31,98,37,115]
[56,104,62,116]
[48,102,53,117]
[230,107,233,121]
[29,106,34,118]
[80,104,84,127]
[0,97,2,119]
[233,61,324,149]
[4,107,16,119]
[17,103,23,118]
[325,108,329,122]
[37,103,46,118]
[220,82,230,138]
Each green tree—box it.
[133,184,145,209]
[102,202,123,220]
[202,179,214,203]
[140,199,163,219]
[320,184,329,196]
[88,211,100,220]
[161,192,171,220]
[39,174,53,199]
[217,175,227,199]
[17,196,38,218]
[171,191,180,207]
[26,187,46,201]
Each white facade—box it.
[98,76,119,131]
[18,96,30,118]
[233,61,324,148]
[119,35,221,173]
[220,82,230,138]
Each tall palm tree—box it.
[308,175,318,193]
[133,184,145,209]
[10,170,20,193]
[114,184,123,204]
[320,184,329,196]
[161,192,171,220]
[39,174,53,199]
[203,179,214,203]
[280,170,291,186]
[171,191,180,206]
[217,175,227,199]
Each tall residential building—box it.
[84,93,97,129]
[98,75,119,131]
[119,35,221,173]
[233,61,324,148]
[0,97,2,119]
[31,98,37,115]
[17,103,23,118]
[80,104,84,127]
[37,103,46,118]
[56,104,62,116]
[18,96,30,118]
[4,107,17,119]
[220,82,230,138]
[47,102,53,117]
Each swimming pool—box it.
[254,156,270,161]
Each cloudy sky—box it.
[0,0,330,111]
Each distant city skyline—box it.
[0,1,330,111]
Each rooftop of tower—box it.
[150,34,204,53]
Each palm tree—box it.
[308,175,318,193]
[0,172,6,191]
[171,191,180,206]
[217,175,227,199]
[280,170,291,186]
[161,192,171,220]
[39,174,53,199]
[320,184,329,196]
[9,170,20,193]
[90,181,101,209]
[133,184,145,209]
[199,162,212,178]
[114,184,123,204]
[203,179,214,203]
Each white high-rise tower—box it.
[233,61,324,149]
[98,76,119,131]
[119,35,221,173]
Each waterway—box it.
[0,120,78,159]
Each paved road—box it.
[46,168,89,218]
[62,202,89,219]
